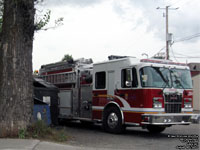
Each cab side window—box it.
[122,69,132,88]
[121,68,138,88]
[95,71,106,89]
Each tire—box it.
[147,125,166,133]
[103,106,124,134]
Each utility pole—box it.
[157,6,179,60]
[166,6,169,60]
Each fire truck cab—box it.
[39,56,194,133]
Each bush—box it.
[27,120,51,138]
[18,120,68,143]
[18,129,27,139]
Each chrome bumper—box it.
[141,113,194,125]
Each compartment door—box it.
[108,71,115,96]
[58,90,72,118]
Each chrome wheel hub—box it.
[107,112,118,129]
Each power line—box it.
[170,46,179,62]
[157,46,166,53]
[170,0,188,7]
[170,0,198,7]
[164,0,174,6]
[169,49,200,59]
[154,45,200,60]
[174,33,200,43]
[174,52,191,57]
[174,52,200,57]
[174,56,200,58]
[169,0,182,7]
[151,46,166,58]
[172,51,200,58]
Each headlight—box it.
[153,103,162,108]
[184,103,192,108]
[153,97,162,109]
[184,98,192,109]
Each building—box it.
[188,63,200,112]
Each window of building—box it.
[95,72,106,89]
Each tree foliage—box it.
[62,54,74,62]
[35,9,63,31]
[35,9,51,31]
[0,0,63,33]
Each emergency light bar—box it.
[140,59,187,66]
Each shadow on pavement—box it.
[55,121,170,139]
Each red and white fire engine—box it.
[39,55,194,133]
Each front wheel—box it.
[103,106,124,134]
[147,125,166,133]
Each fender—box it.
[103,101,124,125]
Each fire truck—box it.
[39,56,194,133]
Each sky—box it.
[33,0,200,70]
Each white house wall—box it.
[192,74,200,111]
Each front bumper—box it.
[141,113,194,125]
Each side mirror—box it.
[125,81,132,87]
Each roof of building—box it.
[188,63,200,71]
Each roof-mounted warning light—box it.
[140,59,187,66]
[108,55,136,60]
[108,55,128,60]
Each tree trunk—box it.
[0,0,35,137]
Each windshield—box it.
[170,68,193,89]
[140,67,171,88]
[140,67,193,89]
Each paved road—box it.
[0,123,199,150]
[60,122,200,150]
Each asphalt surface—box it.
[60,122,200,150]
[0,118,199,150]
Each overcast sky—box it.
[33,0,200,70]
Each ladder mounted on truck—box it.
[39,58,93,89]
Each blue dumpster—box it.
[33,98,51,125]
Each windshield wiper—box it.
[153,67,169,94]
[170,70,188,95]
[161,78,170,94]
[175,78,188,95]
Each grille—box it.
[164,94,182,113]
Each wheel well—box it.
[103,102,124,124]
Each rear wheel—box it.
[147,125,166,133]
[103,106,124,134]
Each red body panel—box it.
[115,89,164,108]
[92,88,193,124]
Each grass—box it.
[18,120,69,143]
